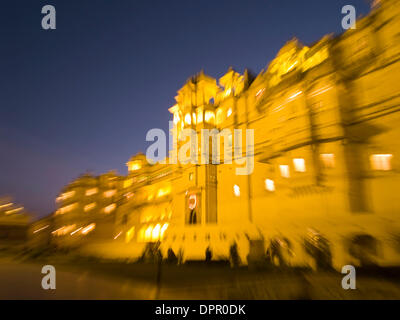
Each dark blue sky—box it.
[0,0,371,219]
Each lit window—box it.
[156,187,171,198]
[204,111,215,124]
[85,188,98,196]
[104,203,116,214]
[161,223,169,239]
[197,109,203,123]
[56,190,76,202]
[125,227,135,243]
[84,202,96,212]
[320,154,335,168]
[173,112,180,125]
[5,207,23,215]
[293,158,306,172]
[127,160,142,172]
[265,179,275,192]
[189,172,193,181]
[279,165,290,178]
[233,184,240,197]
[227,108,232,118]
[57,202,78,215]
[0,203,12,209]
[104,189,117,198]
[152,224,161,240]
[192,113,197,124]
[52,224,77,236]
[185,113,191,125]
[370,154,393,171]
[145,225,153,241]
[81,223,96,235]
[138,227,146,242]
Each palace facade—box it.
[50,0,400,269]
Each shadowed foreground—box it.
[1,256,400,300]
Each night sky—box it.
[1,0,371,219]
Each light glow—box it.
[114,231,122,240]
[233,184,240,197]
[293,158,306,172]
[370,154,393,171]
[185,113,192,125]
[33,225,49,234]
[5,207,23,215]
[104,203,116,214]
[204,111,215,124]
[84,202,96,212]
[70,227,83,235]
[81,223,96,235]
[279,165,290,178]
[320,154,335,168]
[85,188,98,196]
[265,179,275,192]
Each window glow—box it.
[320,154,335,168]
[85,188,98,196]
[52,224,76,236]
[197,109,203,123]
[104,203,116,214]
[370,154,393,171]
[293,158,306,172]
[157,187,171,198]
[70,227,83,236]
[145,225,153,241]
[185,113,191,125]
[127,160,142,172]
[152,224,161,240]
[56,190,75,202]
[84,202,96,212]
[279,165,290,178]
[104,189,117,198]
[204,111,215,124]
[81,223,96,235]
[265,179,275,192]
[57,203,78,215]
[125,226,135,242]
[173,112,180,125]
[0,203,12,209]
[161,223,169,239]
[5,207,23,215]
[233,184,240,197]
[227,108,232,118]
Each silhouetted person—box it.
[230,242,240,267]
[167,248,178,264]
[189,209,197,224]
[205,246,212,263]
